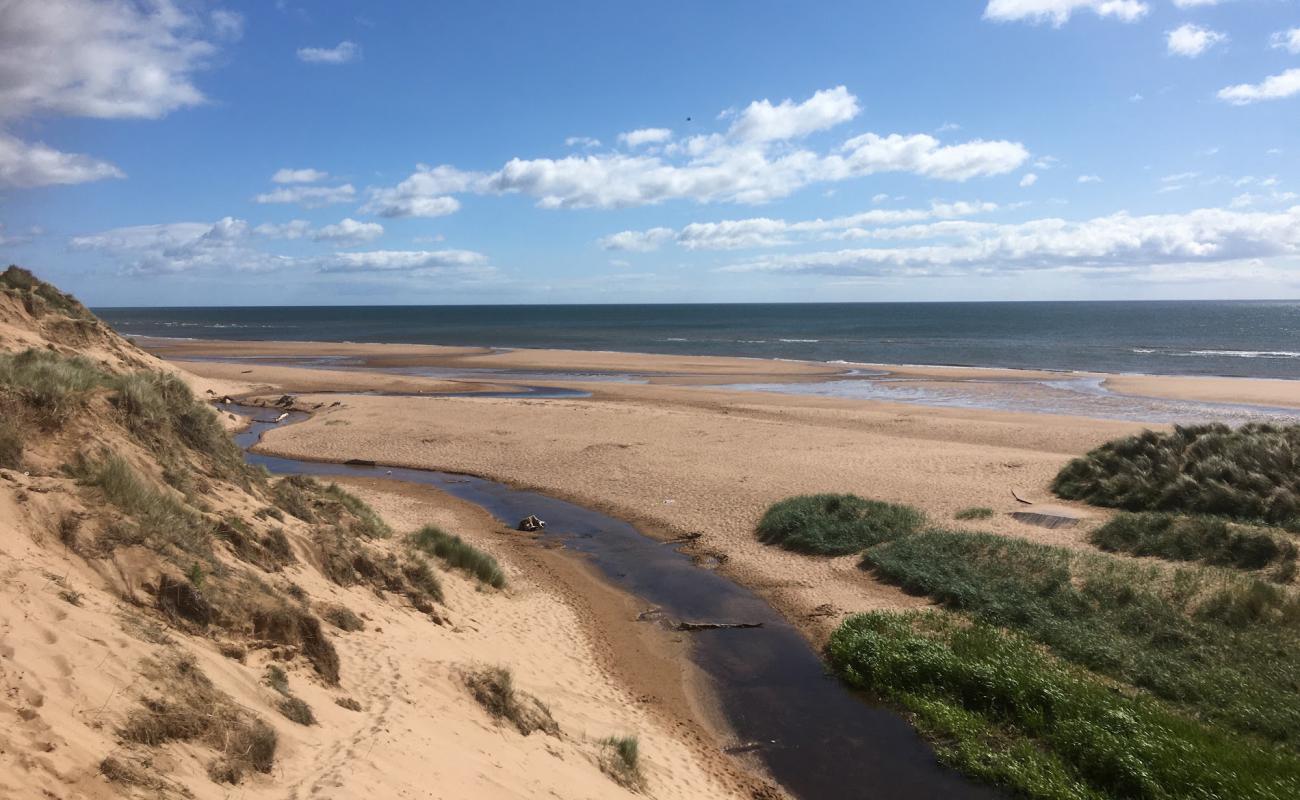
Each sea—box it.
[94,301,1300,380]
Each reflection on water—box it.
[716,376,1300,425]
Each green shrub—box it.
[863,529,1300,745]
[1093,512,1298,574]
[1053,423,1300,526]
[401,556,444,604]
[319,482,391,538]
[278,696,315,726]
[410,525,506,588]
[1,266,92,319]
[954,507,994,521]
[271,475,317,521]
[828,611,1300,800]
[107,370,246,477]
[756,493,925,555]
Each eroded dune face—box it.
[0,268,750,800]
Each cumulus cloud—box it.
[1077,174,1102,183]
[312,217,384,246]
[1166,24,1226,58]
[254,183,357,207]
[0,133,124,188]
[272,167,329,184]
[618,128,673,148]
[252,219,312,239]
[600,200,1003,252]
[0,0,233,187]
[1218,69,1300,105]
[364,87,1029,214]
[1271,28,1300,55]
[983,0,1149,26]
[725,86,860,143]
[297,41,359,64]
[1171,0,1224,7]
[717,205,1300,279]
[1020,173,1039,187]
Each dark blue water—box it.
[95,301,1300,379]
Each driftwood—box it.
[517,515,546,532]
[1012,488,1034,505]
[344,459,376,467]
[1011,511,1080,530]
[675,621,763,631]
[273,412,289,423]
[663,531,703,545]
[240,369,253,374]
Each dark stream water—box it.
[226,398,1001,800]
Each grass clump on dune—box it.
[599,735,645,790]
[0,348,105,427]
[828,610,1300,800]
[108,370,247,477]
[1053,423,1300,527]
[954,506,994,521]
[1093,512,1298,577]
[463,665,559,736]
[0,417,22,469]
[756,493,925,555]
[410,524,506,588]
[74,451,212,555]
[862,529,1300,746]
[1,265,93,319]
[272,475,391,538]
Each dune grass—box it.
[463,665,559,736]
[0,348,105,427]
[75,451,213,555]
[828,610,1300,800]
[0,417,21,469]
[410,524,506,588]
[954,506,995,521]
[755,493,925,555]
[1,265,92,319]
[599,735,644,789]
[1092,512,1298,577]
[862,529,1300,746]
[109,370,247,477]
[271,475,391,538]
[1053,423,1300,527]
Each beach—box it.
[154,337,1298,649]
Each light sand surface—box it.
[0,459,758,800]
[1104,374,1300,410]
[162,340,1172,646]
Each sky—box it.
[1,0,1299,306]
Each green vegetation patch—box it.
[828,610,1300,800]
[0,348,105,427]
[1093,512,1298,577]
[0,417,22,469]
[756,493,925,555]
[954,506,995,521]
[271,475,391,538]
[410,524,506,588]
[863,529,1300,745]
[599,735,644,790]
[1,265,93,319]
[75,451,213,556]
[1053,423,1300,527]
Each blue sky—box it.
[1,0,1299,306]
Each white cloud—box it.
[322,249,489,274]
[601,200,1003,252]
[0,133,124,188]
[272,167,329,184]
[366,87,1029,212]
[1218,69,1300,105]
[70,217,297,275]
[598,227,676,252]
[1078,174,1102,183]
[1163,171,1199,183]
[725,86,860,143]
[983,0,1149,26]
[1166,24,1226,58]
[297,41,359,64]
[1271,28,1300,55]
[1171,0,1224,7]
[565,136,601,148]
[312,217,384,246]
[1129,93,1144,103]
[254,183,357,207]
[253,219,312,239]
[0,0,233,188]
[1020,173,1039,187]
[618,128,673,148]
[717,205,1300,278]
